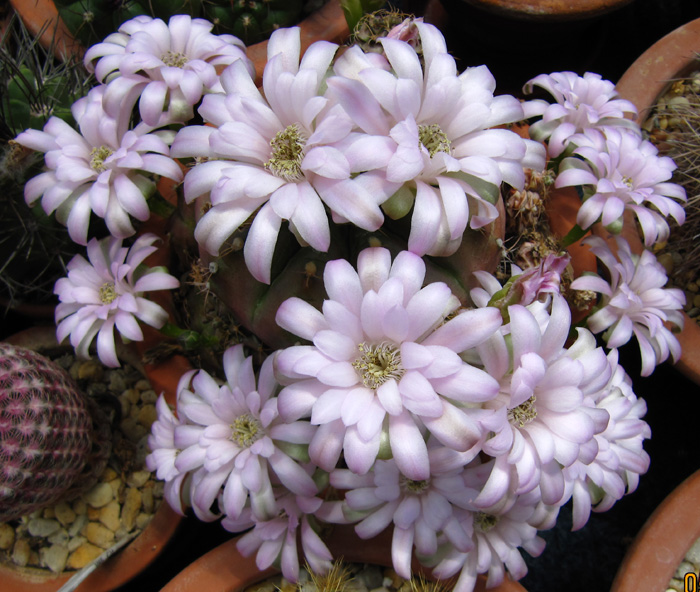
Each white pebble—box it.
[27,518,61,538]
[83,482,114,508]
[40,544,69,573]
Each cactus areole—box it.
[0,342,110,523]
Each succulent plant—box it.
[0,342,111,522]
[53,0,305,49]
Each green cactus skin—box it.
[0,342,111,523]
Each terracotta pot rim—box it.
[610,469,700,592]
[441,0,634,21]
[160,525,528,592]
[0,326,185,592]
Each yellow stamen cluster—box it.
[98,282,118,304]
[507,395,537,427]
[418,123,451,157]
[265,124,306,181]
[90,146,113,172]
[352,342,405,390]
[161,51,189,68]
[231,414,263,448]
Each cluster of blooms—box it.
[13,11,689,592]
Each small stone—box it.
[688,282,699,293]
[67,535,86,552]
[137,404,158,427]
[135,513,152,530]
[102,467,118,482]
[119,396,131,418]
[79,360,104,381]
[142,484,155,513]
[54,502,77,527]
[87,506,101,520]
[140,389,158,404]
[72,499,87,516]
[29,549,40,566]
[693,295,700,309]
[27,518,61,537]
[42,507,56,519]
[675,561,695,579]
[108,370,127,393]
[12,539,31,567]
[685,537,700,564]
[360,565,384,589]
[122,388,141,404]
[0,523,15,550]
[67,543,103,569]
[47,529,70,546]
[134,378,151,391]
[120,417,147,442]
[40,543,69,573]
[84,522,115,549]
[121,487,142,531]
[657,252,675,274]
[109,477,123,498]
[126,470,151,488]
[99,500,122,532]
[68,514,89,538]
[83,482,114,508]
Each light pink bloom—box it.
[430,463,552,592]
[227,494,334,582]
[570,236,685,376]
[275,247,502,480]
[555,127,686,245]
[563,349,650,530]
[171,27,393,284]
[472,295,608,507]
[331,457,474,579]
[16,86,183,244]
[171,345,318,522]
[523,71,638,157]
[329,22,545,256]
[83,15,253,126]
[54,233,179,367]
[145,394,188,514]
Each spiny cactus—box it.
[53,0,304,49]
[0,342,111,523]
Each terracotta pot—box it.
[0,326,185,592]
[439,0,634,21]
[160,525,528,592]
[610,468,700,592]
[613,17,700,385]
[8,0,349,78]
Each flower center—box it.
[400,477,431,494]
[418,123,451,157]
[231,414,263,448]
[161,51,189,68]
[265,124,306,181]
[507,396,537,427]
[352,342,405,390]
[98,282,118,304]
[622,175,634,189]
[474,511,499,533]
[90,146,113,172]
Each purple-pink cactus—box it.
[0,342,110,522]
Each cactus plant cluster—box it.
[0,342,111,523]
[54,0,305,48]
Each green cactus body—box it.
[204,0,304,46]
[179,191,505,352]
[0,343,111,523]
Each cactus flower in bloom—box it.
[275,247,503,480]
[83,14,253,127]
[54,233,179,367]
[15,87,183,244]
[555,128,686,246]
[570,236,685,376]
[523,71,638,157]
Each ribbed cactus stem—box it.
[0,342,111,523]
